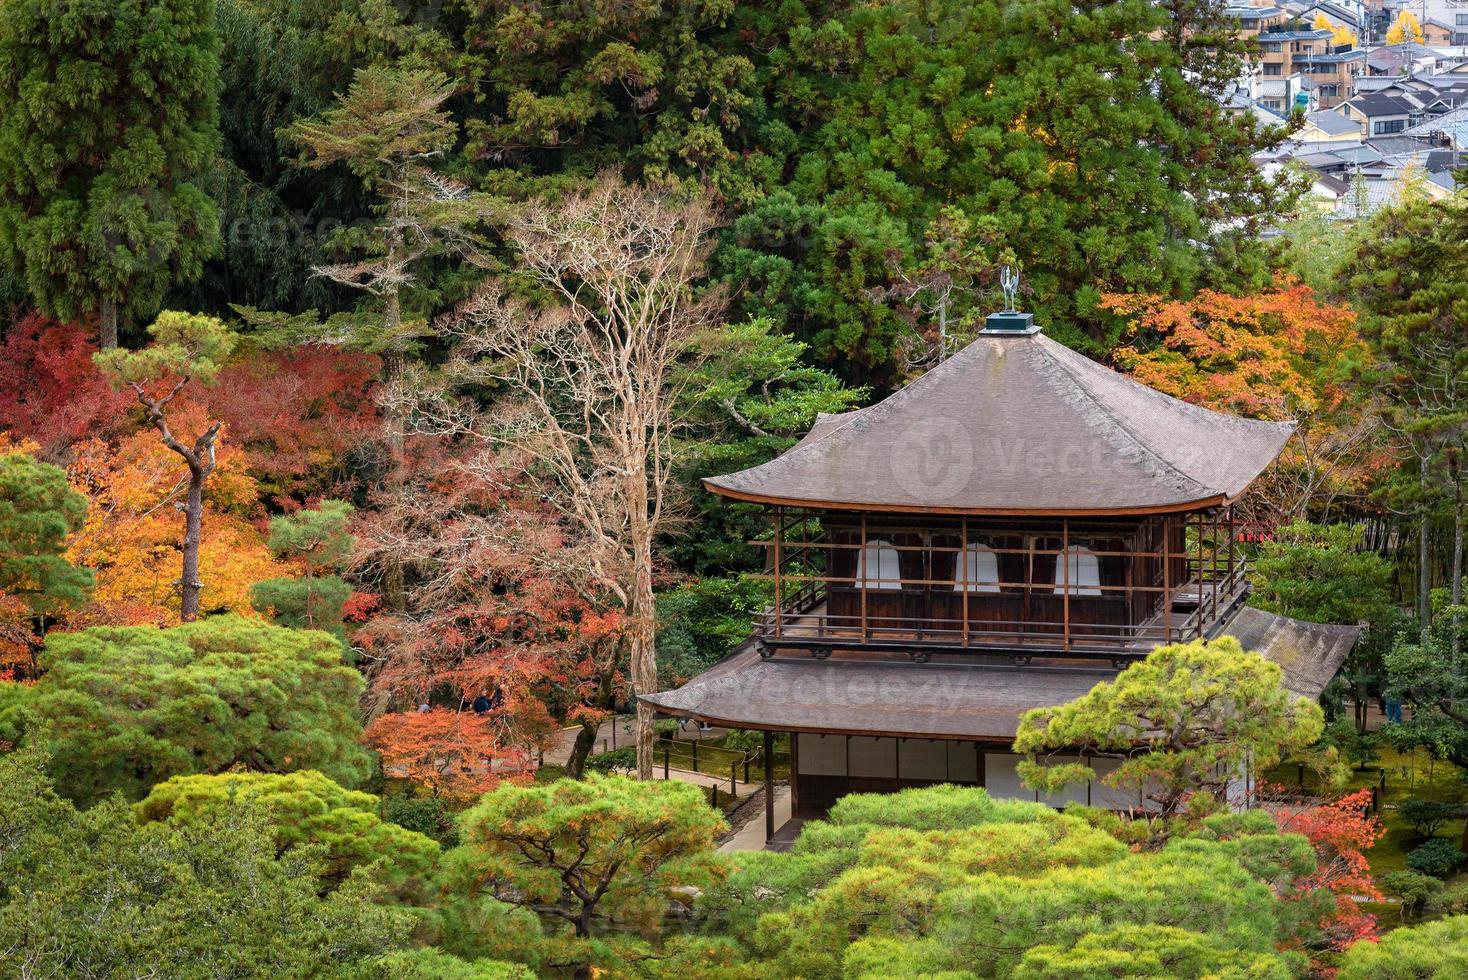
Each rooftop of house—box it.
[1304,110,1362,135]
[1345,92,1425,116]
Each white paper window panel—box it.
[983,752,1037,802]
[1032,754,1087,808]
[897,739,949,781]
[1053,546,1102,596]
[1089,756,1143,810]
[848,736,897,778]
[954,544,1000,593]
[857,540,902,590]
[796,733,846,776]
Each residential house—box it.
[1341,91,1423,133]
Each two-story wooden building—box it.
[642,308,1358,844]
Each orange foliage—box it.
[1274,788,1385,953]
[364,708,538,799]
[63,426,285,625]
[1102,283,1386,523]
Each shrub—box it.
[1440,882,1468,915]
[586,746,637,775]
[1377,870,1444,918]
[1405,838,1465,878]
[1399,798,1460,838]
[380,792,461,848]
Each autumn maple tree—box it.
[95,312,238,621]
[1271,787,1385,953]
[355,438,626,793]
[1102,282,1379,526]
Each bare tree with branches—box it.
[410,175,724,777]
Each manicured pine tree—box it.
[250,499,355,634]
[0,0,222,348]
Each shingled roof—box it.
[640,609,1359,741]
[704,332,1295,515]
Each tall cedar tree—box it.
[0,0,222,348]
[95,312,236,621]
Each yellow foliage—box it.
[64,431,285,625]
[1386,11,1424,45]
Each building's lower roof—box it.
[640,608,1359,741]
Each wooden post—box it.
[663,743,670,779]
[730,761,738,795]
[960,516,970,647]
[1194,513,1204,638]
[774,506,784,638]
[763,730,775,843]
[1062,518,1070,650]
[1227,506,1236,591]
[692,739,699,772]
[1162,516,1172,643]
[1209,509,1219,628]
[860,512,869,639]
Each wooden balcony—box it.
[755,565,1250,663]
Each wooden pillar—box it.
[1209,508,1219,628]
[1194,513,1204,639]
[960,516,970,647]
[763,730,775,843]
[789,733,801,816]
[859,513,869,639]
[1162,515,1172,643]
[774,507,784,638]
[1062,517,1071,650]
[1227,506,1236,590]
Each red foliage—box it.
[352,438,627,795]
[201,347,382,500]
[1273,788,1385,953]
[0,314,133,459]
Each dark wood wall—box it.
[820,514,1185,636]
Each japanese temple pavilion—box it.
[641,307,1359,845]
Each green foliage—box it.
[1338,915,1468,978]
[1011,924,1293,980]
[656,574,770,682]
[1014,637,1328,820]
[252,499,357,633]
[1400,798,1460,839]
[22,614,372,804]
[1386,607,1468,767]
[1249,522,1395,626]
[365,949,534,980]
[0,0,222,336]
[135,769,439,881]
[0,681,26,749]
[444,774,725,973]
[719,0,1294,368]
[0,748,415,978]
[379,790,461,848]
[0,452,91,618]
[1405,837,1465,878]
[94,310,238,385]
[586,746,638,775]
[1376,869,1444,918]
[704,785,1304,979]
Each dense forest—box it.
[1,0,1467,976]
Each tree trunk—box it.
[1452,497,1463,608]
[180,468,206,622]
[565,718,601,779]
[630,541,658,780]
[1419,490,1432,627]
[99,296,118,350]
